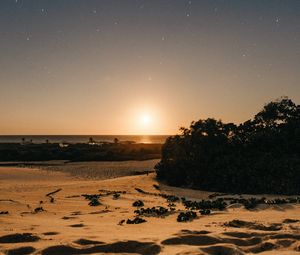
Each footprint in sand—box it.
[42,232,59,236]
[224,219,282,231]
[6,246,36,255]
[73,238,104,245]
[62,216,78,220]
[41,240,161,255]
[69,223,85,228]
[162,229,300,254]
[0,233,40,243]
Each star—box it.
[186,13,190,17]
[275,17,280,23]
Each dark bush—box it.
[155,97,300,195]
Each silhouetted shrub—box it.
[155,97,300,195]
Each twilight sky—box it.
[0,0,299,135]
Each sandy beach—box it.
[0,166,299,255]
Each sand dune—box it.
[0,166,299,255]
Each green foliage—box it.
[155,97,300,195]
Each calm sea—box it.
[0,135,169,144]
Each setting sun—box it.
[140,114,151,125]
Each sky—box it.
[0,0,299,135]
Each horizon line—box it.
[0,134,174,136]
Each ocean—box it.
[0,135,170,144]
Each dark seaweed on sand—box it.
[177,211,197,222]
[134,206,169,217]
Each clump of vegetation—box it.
[33,207,44,213]
[177,211,197,222]
[88,198,101,206]
[183,198,227,211]
[81,194,101,206]
[0,142,162,162]
[161,194,180,203]
[126,217,146,224]
[132,200,144,207]
[155,97,300,195]
[200,209,211,215]
[134,206,169,217]
[113,193,121,199]
[153,184,160,190]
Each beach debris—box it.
[132,200,144,207]
[46,188,62,197]
[45,188,61,203]
[81,194,101,206]
[126,217,146,224]
[134,206,169,217]
[33,207,44,213]
[88,198,101,206]
[71,211,82,216]
[153,184,160,190]
[135,188,147,194]
[177,211,197,222]
[113,193,121,199]
[0,199,19,203]
[89,209,112,214]
[0,211,9,215]
[82,194,101,200]
[282,219,299,224]
[65,195,81,198]
[167,203,176,212]
[118,219,125,225]
[98,189,126,196]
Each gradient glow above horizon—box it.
[0,0,299,135]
